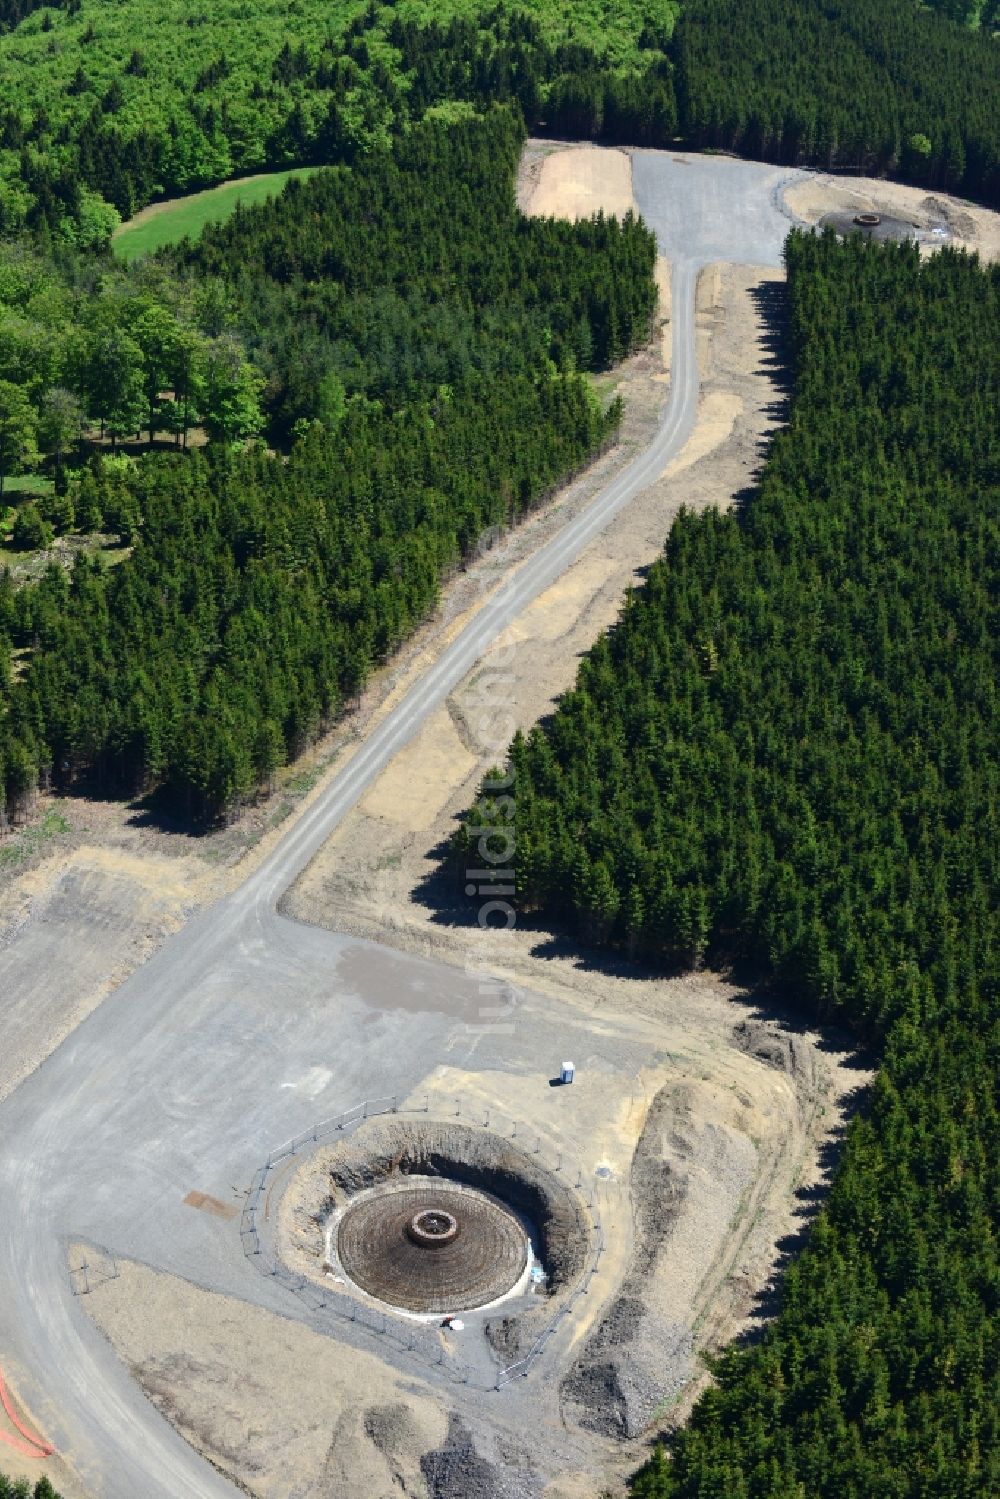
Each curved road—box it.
[0,154,801,1498]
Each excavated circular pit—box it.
[820,210,922,244]
[336,1178,530,1314]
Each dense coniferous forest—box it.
[0,0,996,246]
[0,109,655,822]
[673,0,1000,198]
[453,233,1000,1494]
[181,111,657,437]
[0,1,997,1488]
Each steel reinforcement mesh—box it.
[337,1179,529,1313]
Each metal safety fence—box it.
[239,1096,613,1392]
[69,1245,120,1297]
[494,1220,605,1389]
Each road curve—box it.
[0,260,700,1499]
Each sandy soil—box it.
[785,173,1000,262]
[81,1256,450,1499]
[0,845,215,1103]
[517,140,634,222]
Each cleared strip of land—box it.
[7,145,991,1498]
[111,168,321,261]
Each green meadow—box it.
[111,168,321,261]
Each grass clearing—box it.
[0,809,72,871]
[2,474,54,497]
[112,169,322,261]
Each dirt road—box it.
[0,164,704,1499]
[0,149,871,1499]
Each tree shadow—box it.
[729,277,793,509]
[749,275,793,401]
[732,1082,870,1345]
[414,841,866,1058]
[44,773,216,839]
[121,788,216,836]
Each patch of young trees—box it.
[0,109,655,825]
[452,232,1000,1495]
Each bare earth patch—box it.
[785,173,1000,262]
[361,704,479,832]
[0,845,213,1103]
[80,1257,449,1499]
[517,140,635,221]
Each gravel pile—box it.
[421,1415,540,1499]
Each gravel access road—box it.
[0,154,802,1499]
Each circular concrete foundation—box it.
[336,1176,529,1313]
[408,1207,459,1248]
[820,210,921,243]
[281,1119,591,1326]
